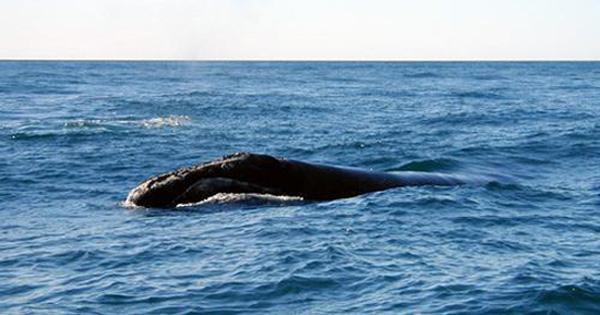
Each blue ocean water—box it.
[1,61,600,314]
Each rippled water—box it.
[2,61,600,314]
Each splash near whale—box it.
[126,152,469,208]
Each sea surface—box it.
[1,61,600,314]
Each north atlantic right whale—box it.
[126,152,471,208]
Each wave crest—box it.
[140,115,191,128]
[10,115,191,141]
[64,115,191,129]
[176,193,304,208]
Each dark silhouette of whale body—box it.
[126,152,467,208]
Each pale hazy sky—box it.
[1,0,599,60]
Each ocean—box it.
[1,61,599,314]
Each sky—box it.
[1,0,599,60]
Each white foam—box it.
[140,115,191,128]
[121,198,142,209]
[176,193,304,208]
[64,115,191,129]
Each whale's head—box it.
[125,152,291,208]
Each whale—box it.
[126,152,468,208]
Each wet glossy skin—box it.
[126,152,465,208]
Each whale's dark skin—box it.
[126,152,466,208]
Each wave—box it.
[123,193,304,209]
[0,83,80,95]
[163,91,216,98]
[139,116,191,128]
[65,115,191,129]
[389,158,460,172]
[404,72,441,79]
[10,129,106,141]
[14,71,82,80]
[554,84,599,91]
[532,280,600,313]
[176,193,304,208]
[323,76,365,83]
[10,115,191,140]
[357,89,417,98]
[448,90,507,99]
[471,74,508,81]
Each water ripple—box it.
[3,61,600,314]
